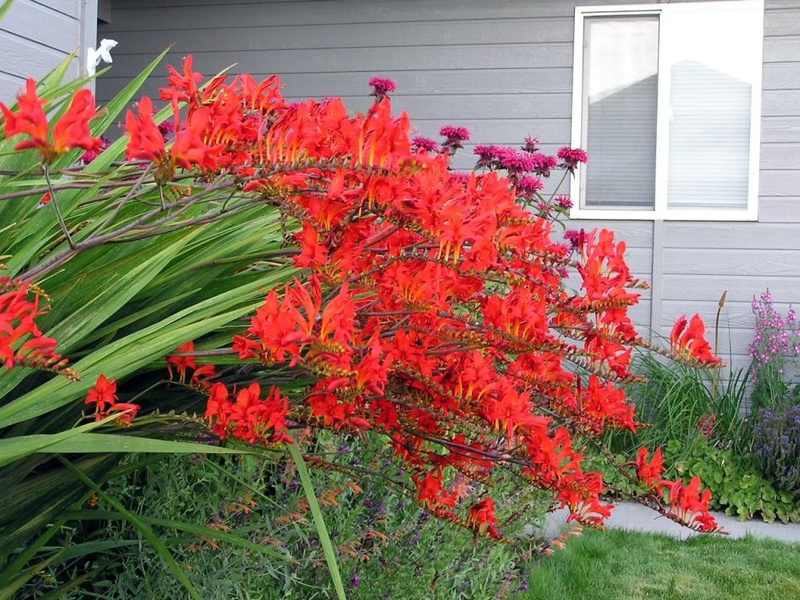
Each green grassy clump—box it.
[520,528,800,600]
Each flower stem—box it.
[43,164,76,250]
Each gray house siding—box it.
[0,0,98,101]
[98,0,799,373]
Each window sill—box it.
[568,206,758,222]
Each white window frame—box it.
[569,0,764,222]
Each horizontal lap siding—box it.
[0,0,85,101]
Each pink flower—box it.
[522,137,539,153]
[531,153,558,177]
[556,195,573,209]
[439,125,470,142]
[158,120,175,137]
[412,135,439,153]
[81,135,111,164]
[516,175,544,195]
[450,171,472,185]
[557,146,588,172]
[564,228,585,249]
[496,147,536,173]
[369,76,397,100]
[473,144,501,168]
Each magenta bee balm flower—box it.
[369,76,397,100]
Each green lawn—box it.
[519,529,800,600]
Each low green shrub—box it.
[753,401,800,495]
[37,433,548,600]
[670,436,800,523]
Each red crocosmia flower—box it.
[670,314,721,365]
[0,79,102,163]
[85,375,138,424]
[125,96,167,165]
[166,341,198,382]
[160,55,205,107]
[635,447,665,487]
[0,278,69,374]
[85,374,118,412]
[467,497,502,540]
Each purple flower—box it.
[81,135,111,164]
[564,228,585,249]
[496,147,536,172]
[158,120,175,137]
[516,175,544,195]
[439,125,470,142]
[350,572,361,587]
[556,195,573,209]
[557,146,588,172]
[412,135,439,153]
[521,137,539,154]
[531,152,558,177]
[369,76,397,100]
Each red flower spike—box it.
[166,341,198,383]
[635,447,665,487]
[85,375,139,425]
[0,278,71,376]
[670,313,721,366]
[467,497,502,540]
[1,79,102,163]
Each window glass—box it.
[583,16,659,208]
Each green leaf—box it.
[39,432,247,456]
[59,457,203,600]
[287,443,347,600]
[0,0,15,21]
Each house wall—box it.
[98,0,800,375]
[0,0,98,101]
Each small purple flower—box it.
[516,175,544,195]
[81,135,111,164]
[158,120,175,137]
[556,195,573,209]
[557,146,588,172]
[369,76,397,100]
[412,135,439,153]
[521,137,539,154]
[350,572,361,587]
[496,147,536,173]
[564,228,585,250]
[439,125,470,142]
[531,152,558,177]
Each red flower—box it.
[125,96,166,164]
[0,79,102,163]
[85,374,118,412]
[468,497,502,540]
[635,447,664,487]
[0,278,68,375]
[166,341,198,382]
[670,314,721,365]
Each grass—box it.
[520,528,800,600]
